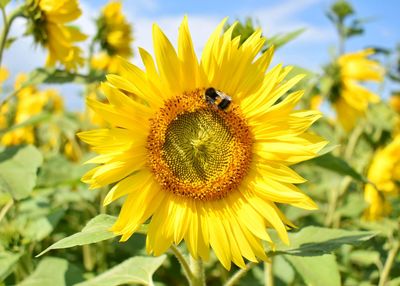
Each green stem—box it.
[325,125,362,227]
[170,244,195,283]
[224,262,256,286]
[0,5,24,67]
[378,240,399,286]
[190,256,205,286]
[0,199,13,222]
[324,171,352,228]
[82,244,95,271]
[264,261,274,286]
[344,123,364,161]
[337,22,346,55]
[87,37,96,72]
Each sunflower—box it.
[0,67,8,83]
[26,0,87,71]
[91,1,133,73]
[310,94,323,110]
[0,66,8,93]
[1,74,63,146]
[364,136,400,220]
[390,92,400,114]
[330,49,384,131]
[79,17,327,269]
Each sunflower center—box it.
[163,109,233,183]
[147,88,253,201]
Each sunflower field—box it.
[0,0,399,285]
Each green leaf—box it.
[0,0,10,8]
[0,112,52,135]
[388,277,400,286]
[4,36,17,49]
[25,68,105,86]
[308,152,368,183]
[285,254,341,286]
[37,214,117,257]
[270,226,376,256]
[37,155,91,187]
[0,252,21,281]
[226,17,258,46]
[337,193,367,218]
[75,256,166,286]
[265,28,305,50]
[317,144,340,156]
[19,257,83,286]
[357,218,398,237]
[349,250,380,266]
[367,102,397,132]
[273,255,295,285]
[287,65,315,79]
[0,145,43,200]
[22,208,65,241]
[330,0,354,22]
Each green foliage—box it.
[0,145,43,200]
[270,226,376,256]
[37,155,90,188]
[329,0,354,22]
[327,0,367,54]
[225,18,305,50]
[226,17,258,46]
[0,0,10,8]
[26,68,105,86]
[0,112,52,135]
[19,257,84,286]
[308,152,368,183]
[285,254,341,286]
[0,252,21,281]
[38,214,117,257]
[264,28,305,50]
[75,256,166,286]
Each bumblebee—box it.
[205,87,232,111]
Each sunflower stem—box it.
[0,5,25,67]
[264,261,274,286]
[224,262,256,286]
[170,245,195,284]
[189,255,205,286]
[325,124,362,228]
[378,238,399,286]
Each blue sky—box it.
[2,0,399,109]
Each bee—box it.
[205,87,232,111]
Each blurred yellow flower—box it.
[310,94,323,110]
[0,67,8,83]
[64,139,82,161]
[333,49,384,131]
[91,1,133,73]
[91,53,124,74]
[79,17,326,269]
[26,0,87,71]
[389,93,400,114]
[0,66,9,93]
[1,74,64,146]
[364,135,400,220]
[84,90,107,126]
